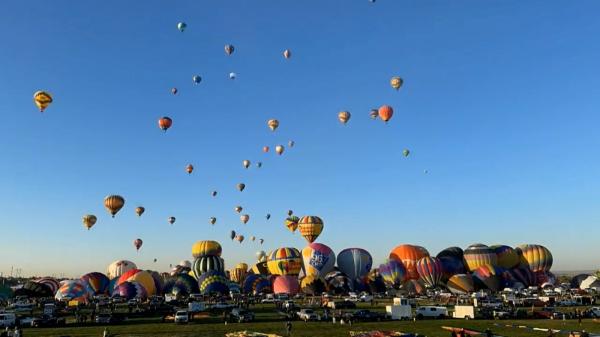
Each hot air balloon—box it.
[389,244,430,280]
[403,279,426,295]
[33,91,53,112]
[168,216,176,225]
[237,183,246,192]
[379,259,408,289]
[516,244,553,273]
[337,248,373,281]
[275,145,284,155]
[256,250,267,262]
[273,275,299,295]
[416,256,443,288]
[266,213,271,220]
[240,214,250,224]
[243,160,251,169]
[298,216,324,243]
[236,235,245,243]
[288,210,294,216]
[135,206,145,217]
[171,87,178,95]
[192,256,225,279]
[82,214,97,230]
[390,76,403,90]
[259,238,264,245]
[230,264,248,284]
[177,22,187,32]
[229,72,236,80]
[369,109,379,120]
[267,119,279,131]
[283,49,291,59]
[55,280,88,302]
[212,191,217,197]
[338,111,351,124]
[116,269,157,296]
[436,247,466,280]
[243,274,271,295]
[446,274,475,295]
[104,195,125,218]
[107,260,137,279]
[378,105,393,123]
[251,236,256,241]
[267,247,302,275]
[35,277,60,295]
[508,266,536,288]
[184,164,194,174]
[225,44,234,55]
[463,244,498,272]
[300,275,327,295]
[403,149,410,157]
[235,206,243,213]
[230,230,236,241]
[263,146,270,152]
[14,281,52,298]
[158,116,173,131]
[80,272,110,296]
[192,240,222,258]
[301,243,336,278]
[133,239,143,251]
[192,75,201,84]
[285,216,300,232]
[325,271,354,294]
[209,217,217,225]
[472,265,505,292]
[163,274,199,298]
[491,245,520,269]
[256,162,262,168]
[198,271,230,295]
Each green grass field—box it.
[23,315,600,337]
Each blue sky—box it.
[1,0,600,278]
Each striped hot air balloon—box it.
[516,244,553,273]
[491,245,520,269]
[298,216,324,243]
[104,195,125,218]
[463,244,497,272]
[267,247,302,275]
[416,256,443,288]
[192,240,222,258]
[388,244,429,280]
[192,256,225,279]
[446,274,475,295]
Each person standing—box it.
[102,327,110,337]
[285,320,292,336]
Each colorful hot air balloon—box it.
[35,277,60,295]
[283,49,291,59]
[388,244,430,280]
[192,240,222,258]
[240,214,250,224]
[135,206,145,217]
[107,260,137,279]
[251,236,256,241]
[198,271,230,295]
[171,87,178,95]
[237,183,246,192]
[301,243,336,278]
[163,274,199,298]
[267,247,302,275]
[230,230,236,241]
[225,44,235,55]
[403,149,410,157]
[267,119,279,131]
[133,238,143,251]
[446,274,475,295]
[192,75,201,84]
[390,76,403,90]
[378,105,394,123]
[369,109,379,120]
[436,247,466,280]
[116,269,157,296]
[508,266,536,288]
[82,214,97,230]
[273,275,299,295]
[491,245,520,269]
[243,274,271,295]
[378,260,407,288]
[275,145,284,155]
[177,22,187,32]
[298,216,324,243]
[55,280,88,302]
[168,216,176,225]
[192,256,225,279]
[186,164,194,174]
[416,256,443,287]
[209,217,217,225]
[80,272,110,296]
[285,216,300,233]
[263,146,270,152]
[235,206,243,213]
[300,275,327,295]
[236,235,245,243]
[472,265,505,292]
[325,271,354,294]
[463,244,498,272]
[337,248,373,281]
[515,244,553,272]
[338,111,351,124]
[158,116,173,131]
[33,91,53,112]
[104,195,125,218]
[242,160,251,169]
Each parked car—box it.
[415,306,448,319]
[261,294,275,304]
[297,308,320,321]
[95,313,116,324]
[359,294,374,303]
[352,310,385,322]
[534,307,561,319]
[0,313,16,328]
[31,315,66,328]
[174,310,189,324]
[591,307,600,318]
[229,308,255,323]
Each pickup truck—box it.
[352,310,385,322]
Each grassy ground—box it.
[23,318,600,337]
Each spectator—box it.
[285,320,292,336]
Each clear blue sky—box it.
[1,0,600,278]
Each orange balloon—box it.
[263,146,270,153]
[378,105,393,123]
[389,244,429,280]
[186,164,194,174]
[158,117,173,131]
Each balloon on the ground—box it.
[472,265,505,292]
[104,195,125,218]
[298,216,324,243]
[301,243,336,278]
[55,280,88,302]
[378,260,407,288]
[402,279,425,295]
[446,274,475,295]
[116,269,157,296]
[192,240,222,258]
[112,281,147,300]
[516,244,553,273]
[507,266,536,288]
[273,275,299,295]
[436,247,466,280]
[491,245,520,269]
[243,274,271,295]
[82,214,97,230]
[163,274,199,298]
[325,270,354,294]
[256,251,267,262]
[416,256,443,287]
[198,271,230,295]
[388,244,430,280]
[300,275,327,295]
[463,243,498,272]
[35,277,60,295]
[267,247,302,275]
[107,260,137,279]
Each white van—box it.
[415,306,448,319]
[0,313,16,328]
